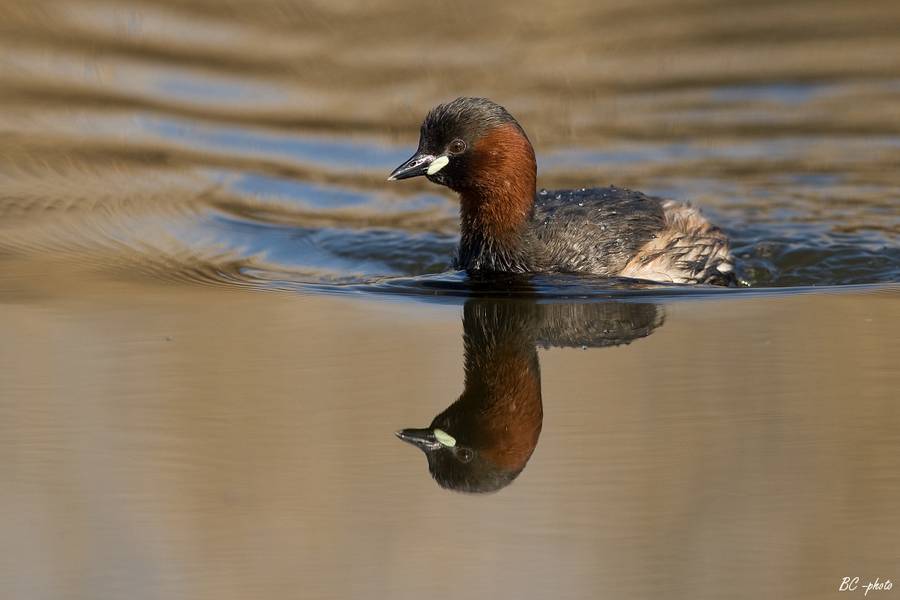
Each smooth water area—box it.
[1,0,899,598]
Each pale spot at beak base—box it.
[433,428,456,447]
[426,155,450,175]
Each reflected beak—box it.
[387,152,434,181]
[395,428,442,451]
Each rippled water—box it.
[1,1,899,599]
[1,0,899,291]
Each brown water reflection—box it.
[1,269,898,599]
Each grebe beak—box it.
[388,152,448,181]
[395,428,442,451]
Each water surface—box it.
[1,1,899,599]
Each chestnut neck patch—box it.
[457,125,538,266]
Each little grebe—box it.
[388,97,736,285]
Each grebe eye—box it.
[456,447,474,463]
[448,139,466,155]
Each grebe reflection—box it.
[397,299,664,493]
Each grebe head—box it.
[388,97,535,194]
[395,415,528,495]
